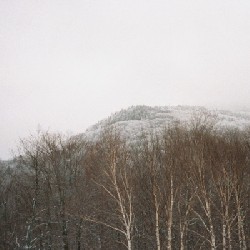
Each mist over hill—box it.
[1,105,250,249]
[84,105,250,142]
[1,105,250,163]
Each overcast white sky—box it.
[1,0,250,159]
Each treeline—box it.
[0,120,249,249]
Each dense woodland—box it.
[0,118,249,249]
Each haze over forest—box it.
[1,109,250,249]
[1,1,250,249]
[1,0,250,160]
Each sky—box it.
[1,0,250,160]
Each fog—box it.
[1,0,250,159]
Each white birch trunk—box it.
[222,223,226,250]
[153,185,161,250]
[167,175,174,250]
[204,197,216,250]
[180,226,185,250]
[235,190,247,250]
[127,230,132,250]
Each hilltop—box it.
[84,105,250,142]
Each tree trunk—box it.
[127,232,132,250]
[62,218,69,250]
[222,223,226,250]
[180,227,185,250]
[205,198,216,250]
[77,218,83,250]
[153,185,161,250]
[167,175,173,250]
[227,224,232,250]
[235,190,247,250]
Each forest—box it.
[0,118,249,250]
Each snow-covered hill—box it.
[83,105,250,142]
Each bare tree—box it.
[140,133,163,250]
[1,120,250,249]
[90,129,135,250]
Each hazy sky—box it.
[1,0,250,159]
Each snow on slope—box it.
[84,105,250,142]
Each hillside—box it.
[2,105,250,249]
[84,105,250,142]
